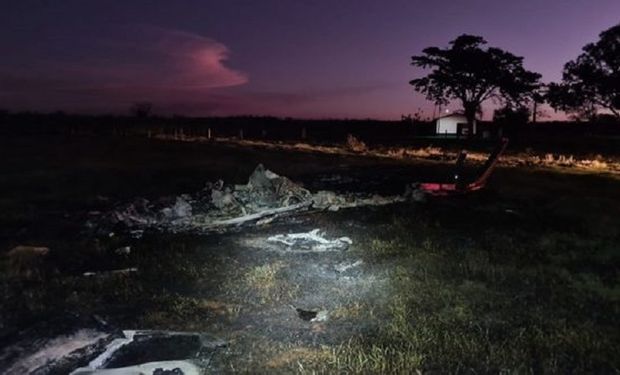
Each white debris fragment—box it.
[311,310,329,323]
[334,260,364,273]
[161,196,193,219]
[85,330,136,370]
[312,190,345,211]
[71,360,202,375]
[83,268,138,277]
[211,186,241,211]
[267,229,352,252]
[210,202,310,226]
[256,216,275,226]
[114,246,131,256]
[264,169,280,179]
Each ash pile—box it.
[97,164,410,234]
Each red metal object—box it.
[419,138,509,196]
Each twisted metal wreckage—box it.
[0,314,226,375]
[104,164,411,235]
[105,138,508,234]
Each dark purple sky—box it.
[1,0,619,119]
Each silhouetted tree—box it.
[410,35,541,136]
[494,105,532,139]
[130,102,153,118]
[401,108,427,123]
[547,23,620,120]
[493,105,530,125]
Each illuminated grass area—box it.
[0,136,619,373]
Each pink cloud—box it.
[151,28,247,89]
[0,27,248,113]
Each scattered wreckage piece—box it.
[267,229,352,253]
[207,201,312,227]
[0,328,112,375]
[418,138,509,196]
[114,246,131,256]
[311,190,409,211]
[71,360,202,375]
[106,164,315,233]
[82,267,138,277]
[72,330,226,374]
[0,315,115,375]
[334,260,364,273]
[0,316,226,375]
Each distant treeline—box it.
[1,111,619,147]
[0,112,434,144]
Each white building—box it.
[435,113,477,136]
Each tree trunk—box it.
[463,102,477,139]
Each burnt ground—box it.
[1,135,619,373]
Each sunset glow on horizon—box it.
[1,0,619,120]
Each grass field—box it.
[1,135,619,373]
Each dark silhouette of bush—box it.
[547,23,620,120]
[130,102,153,118]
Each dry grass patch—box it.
[265,346,334,370]
[331,302,368,321]
[140,295,241,329]
[239,261,299,304]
